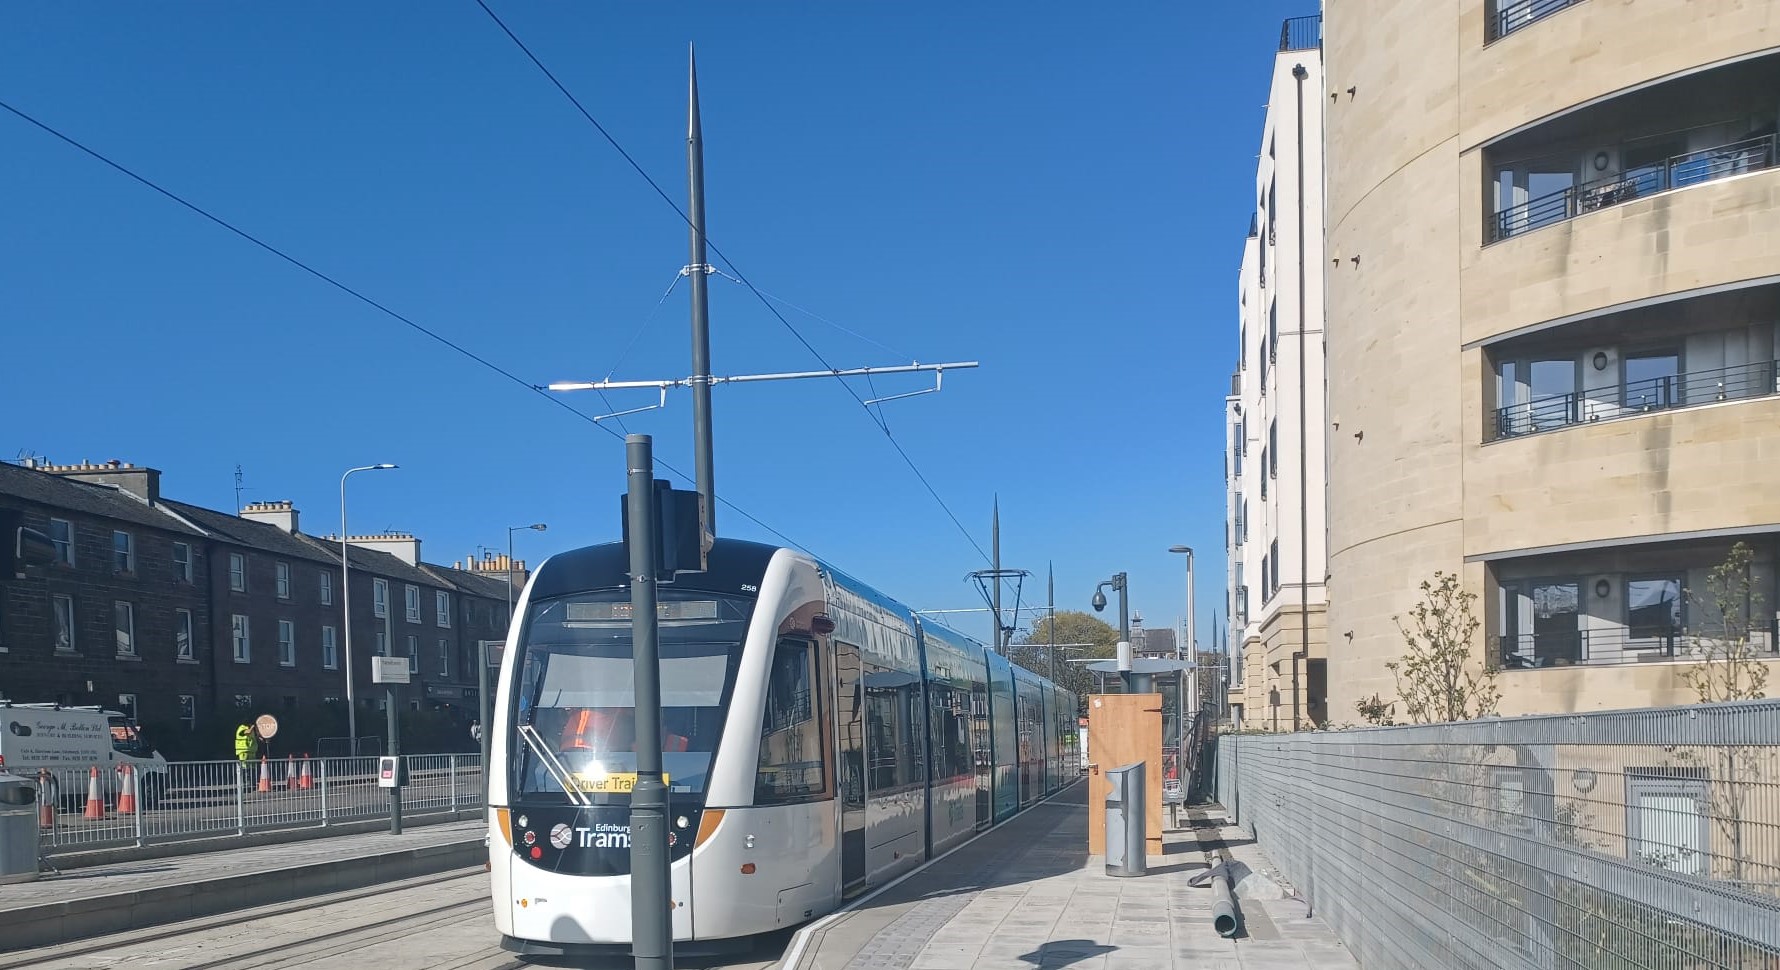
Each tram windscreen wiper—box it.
[518,722,589,806]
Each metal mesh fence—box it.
[1216,701,1780,970]
[35,753,482,856]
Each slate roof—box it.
[0,462,205,536]
[429,566,512,601]
[4,460,511,595]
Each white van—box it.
[0,704,171,807]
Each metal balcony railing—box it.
[1497,627,1777,669]
[1493,359,1779,439]
[1486,0,1584,43]
[1491,133,1778,242]
[1279,15,1321,52]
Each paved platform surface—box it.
[788,784,1359,970]
[0,821,486,951]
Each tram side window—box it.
[927,684,971,780]
[757,638,827,804]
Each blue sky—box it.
[2,2,1306,652]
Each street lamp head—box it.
[1091,590,1107,612]
[373,463,397,470]
[1168,545,1192,555]
[529,523,548,532]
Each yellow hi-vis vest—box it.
[234,725,257,761]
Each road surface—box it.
[0,868,788,970]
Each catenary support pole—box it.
[687,46,715,543]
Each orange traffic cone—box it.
[258,755,271,793]
[116,764,138,815]
[83,766,105,820]
[286,753,298,791]
[37,770,56,829]
[298,755,313,790]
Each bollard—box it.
[1104,762,1148,877]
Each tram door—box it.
[835,639,867,896]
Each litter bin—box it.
[1104,762,1147,877]
[0,771,40,884]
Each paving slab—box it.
[0,820,485,951]
[785,784,1360,970]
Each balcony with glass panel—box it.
[1493,537,1777,671]
[1484,53,1780,244]
[1484,285,1780,441]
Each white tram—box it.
[489,538,1078,958]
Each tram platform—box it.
[0,820,486,952]
[781,783,1359,970]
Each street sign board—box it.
[371,656,411,685]
[481,640,505,669]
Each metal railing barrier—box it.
[36,753,483,857]
[1218,702,1780,970]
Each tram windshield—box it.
[511,589,752,800]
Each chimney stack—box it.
[39,460,162,504]
[240,500,300,534]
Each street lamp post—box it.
[1091,573,1130,691]
[340,463,397,756]
[1168,546,1198,723]
[489,524,547,777]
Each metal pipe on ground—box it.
[1209,847,1240,938]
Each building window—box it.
[114,601,135,656]
[1269,422,1278,478]
[1260,555,1270,602]
[231,614,251,663]
[178,694,196,731]
[436,590,451,627]
[373,579,389,618]
[1270,540,1281,597]
[176,609,194,660]
[1268,301,1279,364]
[1623,350,1681,411]
[322,626,339,669]
[405,585,420,623]
[234,694,253,709]
[1260,450,1269,499]
[173,542,192,583]
[438,638,450,678]
[278,620,296,667]
[276,562,291,600]
[50,518,74,565]
[113,531,134,573]
[1627,576,1684,640]
[229,553,246,592]
[406,634,419,673]
[1626,768,1709,875]
[52,594,76,652]
[376,629,389,656]
[319,571,333,606]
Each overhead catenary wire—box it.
[472,0,990,565]
[0,96,813,558]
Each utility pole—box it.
[626,435,672,970]
[687,45,716,545]
[1047,562,1056,684]
[991,497,1002,653]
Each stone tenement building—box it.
[0,459,526,739]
